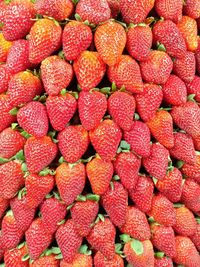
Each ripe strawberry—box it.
[186,76,200,102]
[0,32,13,62]
[107,0,120,18]
[25,173,55,208]
[24,136,58,173]
[46,93,77,131]
[114,152,141,190]
[152,20,187,58]
[190,223,200,252]
[89,120,122,162]
[154,256,173,267]
[35,0,73,21]
[0,95,16,132]
[30,254,59,267]
[0,161,24,199]
[94,251,124,267]
[126,24,152,62]
[60,252,92,267]
[0,234,4,261]
[7,71,43,107]
[150,194,176,226]
[56,219,83,263]
[155,0,183,23]
[41,55,73,96]
[147,110,174,149]
[150,223,176,258]
[181,179,200,213]
[75,0,111,25]
[120,206,150,240]
[193,135,200,151]
[4,243,29,267]
[29,18,62,65]
[183,0,200,19]
[86,157,114,195]
[0,2,6,30]
[62,21,93,61]
[73,51,106,91]
[78,90,107,131]
[87,218,116,260]
[56,162,86,206]
[102,182,128,227]
[26,218,52,260]
[0,197,9,219]
[107,55,143,93]
[195,39,200,75]
[95,21,126,66]
[0,64,11,93]
[181,155,200,183]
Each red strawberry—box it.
[86,157,114,195]
[155,0,183,23]
[30,254,59,267]
[195,38,200,75]
[73,51,106,91]
[56,162,86,206]
[78,90,107,131]
[102,182,128,227]
[181,155,200,183]
[0,64,11,94]
[0,2,6,30]
[107,55,143,93]
[29,18,62,65]
[87,218,116,260]
[26,218,52,260]
[62,21,93,61]
[126,24,152,62]
[41,55,73,96]
[181,179,200,213]
[107,0,120,18]
[135,83,163,122]
[186,76,200,102]
[4,243,29,267]
[95,21,126,66]
[2,0,36,41]
[24,136,58,173]
[89,119,122,162]
[183,0,200,19]
[60,251,92,267]
[75,0,111,25]
[0,234,4,261]
[190,223,200,252]
[114,152,141,190]
[0,95,16,132]
[56,219,83,263]
[154,256,173,267]
[120,206,151,240]
[193,135,200,151]
[0,197,9,220]
[0,32,13,62]
[94,251,124,267]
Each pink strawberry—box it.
[0,1,6,30]
[180,154,200,183]
[155,0,183,23]
[107,0,120,18]
[154,256,173,267]
[186,76,200,102]
[183,0,200,19]
[0,64,11,94]
[0,94,16,132]
[181,179,200,213]
[0,197,9,220]
[94,251,124,267]
[190,223,200,252]
[195,39,200,75]
[4,242,29,267]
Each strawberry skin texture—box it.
[107,0,120,18]
[86,157,114,195]
[78,90,107,131]
[4,243,29,267]
[73,51,106,91]
[41,55,73,96]
[0,2,6,30]
[155,0,183,23]
[183,0,200,19]
[181,179,200,213]
[0,197,9,220]
[0,32,12,62]
[0,64,11,94]
[60,253,92,267]
[190,224,200,252]
[63,21,93,61]
[56,162,86,206]
[195,39,200,76]
[89,119,122,162]
[102,182,128,227]
[95,21,126,66]
[181,155,200,183]
[94,251,124,267]
[24,136,58,174]
[56,219,83,263]
[186,76,200,102]
[108,55,143,93]
[154,257,173,267]
[30,255,59,267]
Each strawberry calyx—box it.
[86,193,100,202]
[157,42,166,52]
[115,243,124,256]
[18,187,27,200]
[0,149,25,165]
[187,94,196,102]
[117,140,131,153]
[22,254,30,262]
[173,203,184,208]
[39,167,56,176]
[154,251,165,258]
[176,160,184,169]
[120,234,144,255]
[196,217,200,224]
[79,244,92,255]
[17,242,26,249]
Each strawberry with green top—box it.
[155,0,183,23]
[30,254,59,267]
[4,243,29,267]
[94,250,124,267]
[0,95,16,132]
[154,256,173,267]
[183,0,200,19]
[180,154,200,183]
[181,179,200,213]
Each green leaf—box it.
[119,140,130,151]
[72,0,79,4]
[98,214,105,222]
[14,150,25,161]
[22,254,30,261]
[113,175,120,181]
[100,87,111,94]
[134,113,140,121]
[157,42,166,52]
[51,247,61,254]
[155,251,165,258]
[111,82,117,91]
[176,160,184,169]
[86,194,100,202]
[17,242,25,249]
[21,131,32,139]
[0,157,10,164]
[9,107,19,116]
[131,239,144,255]
[115,243,123,254]
[55,253,63,260]
[11,123,19,130]
[120,234,131,243]
[173,203,183,208]
[75,13,81,21]
[152,177,158,185]
[59,156,65,164]
[21,163,28,172]
[57,219,66,225]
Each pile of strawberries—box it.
[0,0,200,266]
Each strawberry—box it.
[196,39,200,75]
[0,64,11,94]
[0,2,6,30]
[135,83,163,122]
[107,0,120,18]
[56,219,83,263]
[119,0,155,24]
[181,155,200,183]
[78,90,107,131]
[58,125,89,163]
[0,161,24,199]
[0,234,4,261]
[30,254,59,267]
[60,252,92,267]
[126,24,152,62]
[147,110,174,149]
[73,51,106,91]
[154,256,173,267]
[94,251,124,267]
[0,197,9,220]
[35,0,74,21]
[120,206,151,240]
[193,135,200,151]
[114,152,141,190]
[4,243,29,267]
[181,179,200,213]
[24,136,58,173]
[25,173,55,208]
[86,157,114,195]
[89,120,122,162]
[0,32,12,62]
[150,223,176,258]
[177,16,198,52]
[183,0,200,19]
[124,121,151,158]
[190,223,200,252]
[46,93,77,131]
[150,194,176,226]
[87,218,116,260]
[75,0,111,25]
[56,162,86,206]
[41,55,73,96]
[7,71,43,107]
[29,18,62,65]
[129,175,154,213]
[162,74,187,106]
[0,127,26,159]
[108,91,135,131]
[62,21,93,61]
[152,20,187,58]
[26,218,52,260]
[95,21,126,66]
[102,182,128,227]
[186,76,200,102]
[155,0,183,23]
[107,55,143,93]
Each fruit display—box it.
[0,0,200,266]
